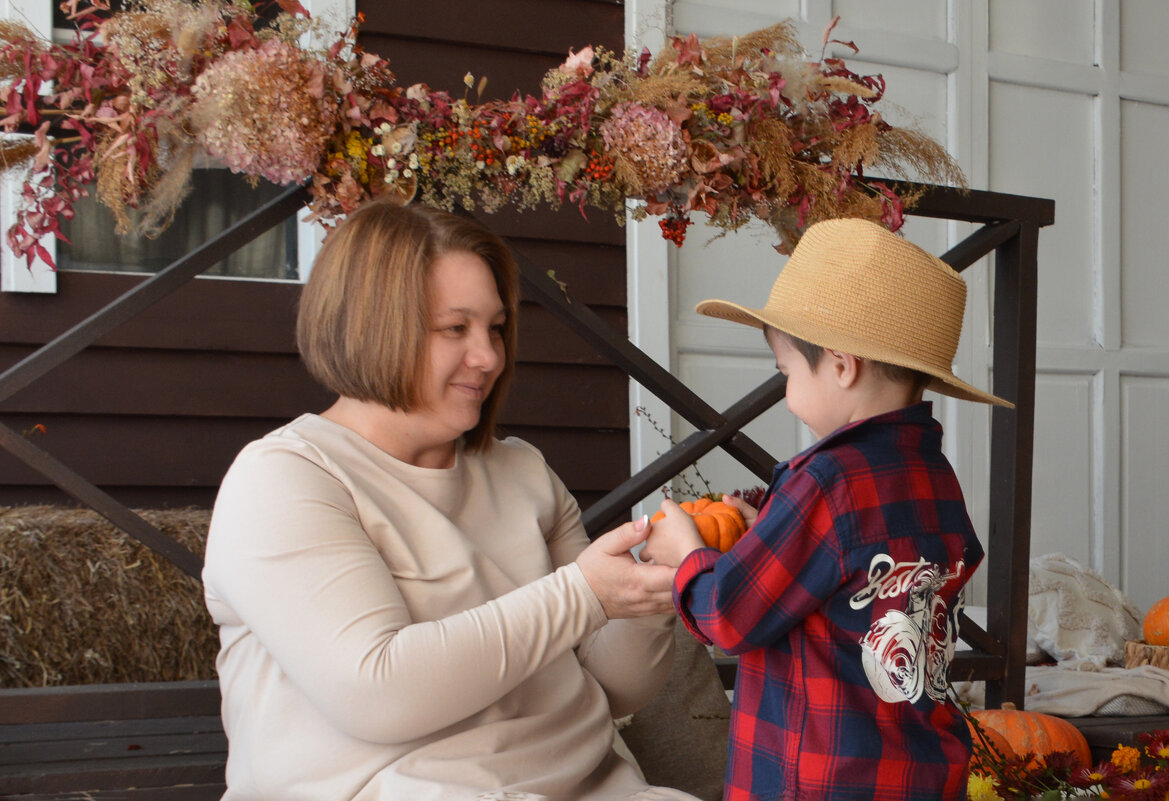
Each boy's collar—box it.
[786,401,934,471]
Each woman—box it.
[202,199,695,801]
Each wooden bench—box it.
[0,681,226,800]
[1066,714,1169,765]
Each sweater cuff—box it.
[672,547,720,645]
[562,561,610,631]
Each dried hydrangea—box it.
[100,0,223,101]
[191,39,337,185]
[599,102,686,195]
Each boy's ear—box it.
[825,349,861,388]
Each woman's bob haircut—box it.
[296,198,519,452]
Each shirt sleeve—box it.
[672,466,846,655]
[203,443,609,745]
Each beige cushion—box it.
[620,620,730,801]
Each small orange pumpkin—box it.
[971,702,1091,769]
[966,717,1016,775]
[650,497,747,552]
[1143,596,1169,646]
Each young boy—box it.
[641,217,1011,801]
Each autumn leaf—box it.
[821,16,858,58]
[671,33,704,67]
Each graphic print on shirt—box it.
[848,554,966,704]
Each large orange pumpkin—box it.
[971,703,1091,769]
[1144,596,1169,646]
[965,717,1016,775]
[650,497,747,552]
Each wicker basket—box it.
[1124,640,1169,670]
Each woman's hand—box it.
[639,498,705,567]
[721,492,758,528]
[576,517,676,619]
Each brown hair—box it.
[297,199,519,451]
[768,326,932,396]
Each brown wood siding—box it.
[358,0,625,99]
[0,272,329,508]
[0,0,630,512]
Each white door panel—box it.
[988,82,1097,348]
[626,0,1166,611]
[674,352,810,496]
[1031,374,1096,569]
[989,0,1096,65]
[1120,378,1169,613]
[1119,99,1169,348]
[1119,0,1169,76]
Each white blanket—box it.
[955,664,1169,716]
[954,553,1166,716]
[1026,553,1143,670]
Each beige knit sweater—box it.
[203,414,692,801]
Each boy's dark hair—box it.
[772,327,933,396]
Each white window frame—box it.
[0,0,354,292]
[1,0,55,292]
[624,0,674,519]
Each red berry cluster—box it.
[584,150,614,181]
[659,214,691,246]
[468,124,497,167]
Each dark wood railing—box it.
[0,182,1053,707]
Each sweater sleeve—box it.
[575,614,675,719]
[528,446,676,718]
[203,442,609,745]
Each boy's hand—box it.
[640,498,706,568]
[721,493,759,528]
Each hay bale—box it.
[0,505,218,687]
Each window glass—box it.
[57,169,299,280]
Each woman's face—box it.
[414,250,507,447]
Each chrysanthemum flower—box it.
[966,772,1004,801]
[1109,767,1169,801]
[191,39,337,185]
[1137,728,1169,762]
[1038,749,1081,777]
[1070,761,1117,789]
[1112,744,1143,774]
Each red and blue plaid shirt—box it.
[674,403,983,801]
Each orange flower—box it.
[1111,744,1142,773]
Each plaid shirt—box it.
[674,403,983,801]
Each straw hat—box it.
[696,218,1012,407]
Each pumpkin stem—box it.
[1001,702,1018,711]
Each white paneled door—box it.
[625,0,1169,614]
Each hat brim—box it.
[695,297,1015,409]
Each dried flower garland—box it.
[0,1,965,269]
